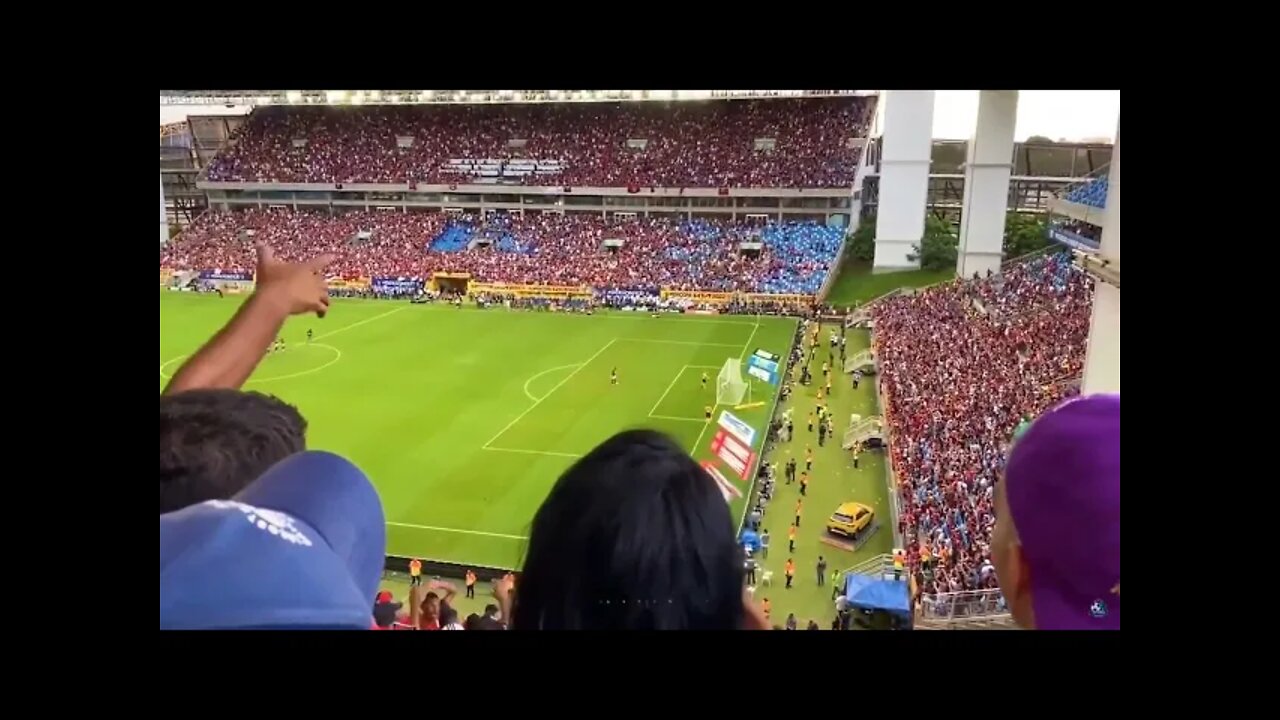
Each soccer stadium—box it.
[160,90,1120,631]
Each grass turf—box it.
[822,260,954,308]
[742,323,893,628]
[160,292,796,571]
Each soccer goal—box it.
[716,358,749,406]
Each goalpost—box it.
[716,358,749,406]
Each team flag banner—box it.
[717,410,756,446]
[702,461,743,504]
[709,429,756,480]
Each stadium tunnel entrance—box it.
[431,273,471,295]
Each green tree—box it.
[908,216,958,271]
[1003,212,1050,259]
[845,216,876,263]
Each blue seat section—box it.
[428,222,475,252]
[756,222,844,294]
[1065,176,1108,209]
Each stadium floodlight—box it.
[420,91,434,101]
[286,91,303,104]
[351,91,365,105]
[388,93,401,103]
[716,358,749,406]
[369,90,381,100]
[326,90,348,104]
[631,90,642,99]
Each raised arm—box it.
[164,242,334,394]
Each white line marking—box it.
[386,521,528,541]
[688,364,723,369]
[689,314,764,456]
[483,446,583,459]
[521,363,584,402]
[482,337,618,449]
[649,414,708,423]
[619,338,741,348]
[314,305,409,342]
[648,366,692,416]
[158,303,409,378]
[158,343,343,383]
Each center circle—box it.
[158,343,343,384]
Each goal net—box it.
[716,358,749,406]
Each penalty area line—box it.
[386,521,528,541]
[483,446,583,459]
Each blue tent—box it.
[843,574,912,619]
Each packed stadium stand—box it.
[873,253,1093,599]
[159,209,844,293]
[203,98,874,188]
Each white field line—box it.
[483,446,583,459]
[688,314,764,456]
[650,414,707,423]
[648,366,692,417]
[734,315,795,533]
[313,305,409,342]
[386,521,528,541]
[522,363,584,402]
[482,338,618,449]
[618,338,741,348]
[158,303,411,378]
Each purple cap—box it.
[160,451,386,630]
[1005,394,1120,630]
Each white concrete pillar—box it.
[873,90,935,270]
[1082,115,1120,394]
[957,90,1018,277]
[160,171,170,245]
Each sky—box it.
[160,90,1119,143]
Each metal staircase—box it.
[842,415,884,450]
[844,349,876,375]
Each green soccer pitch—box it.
[160,292,798,569]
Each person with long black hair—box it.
[512,429,768,631]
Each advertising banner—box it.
[709,429,756,480]
[199,270,254,282]
[716,410,757,446]
[702,461,743,504]
[372,277,424,294]
[660,289,735,304]
[469,282,592,298]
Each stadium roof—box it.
[160,90,874,106]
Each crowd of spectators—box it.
[160,233,1117,631]
[1050,219,1102,243]
[203,99,873,188]
[873,253,1094,600]
[160,209,843,294]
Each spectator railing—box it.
[917,588,1010,624]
